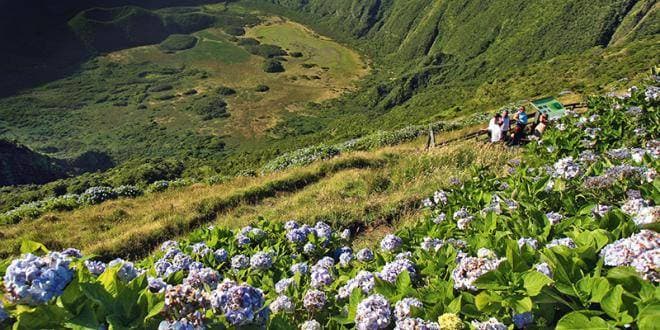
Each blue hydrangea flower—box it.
[340,229,351,240]
[85,260,106,276]
[190,243,211,257]
[236,234,251,247]
[108,259,140,282]
[284,220,299,231]
[380,234,403,252]
[0,302,9,322]
[214,249,228,262]
[339,252,353,267]
[4,252,74,305]
[250,252,273,270]
[356,248,375,262]
[148,277,167,293]
[303,242,316,255]
[512,312,534,329]
[287,225,314,244]
[231,254,249,270]
[61,248,82,258]
[290,262,309,274]
[209,280,268,326]
[314,221,332,242]
[311,265,334,288]
[161,240,179,251]
[355,294,391,330]
[158,319,196,330]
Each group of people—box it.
[487,106,548,145]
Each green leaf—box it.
[446,296,462,314]
[601,285,623,320]
[144,301,164,322]
[637,302,660,330]
[20,240,49,254]
[589,277,610,303]
[511,296,533,313]
[523,271,554,296]
[556,312,612,330]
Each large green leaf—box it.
[523,271,554,296]
[556,312,613,330]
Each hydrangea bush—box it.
[0,84,658,329]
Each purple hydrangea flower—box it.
[303,289,327,311]
[148,277,167,293]
[250,252,273,270]
[209,280,267,326]
[381,234,403,252]
[270,295,295,314]
[378,258,416,283]
[275,277,295,294]
[355,294,391,330]
[231,254,249,270]
[357,248,375,262]
[546,238,576,249]
[85,260,106,276]
[451,256,504,291]
[290,262,309,274]
[472,318,507,330]
[214,249,228,262]
[394,297,424,321]
[183,267,221,290]
[337,271,375,299]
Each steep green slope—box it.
[0,140,68,186]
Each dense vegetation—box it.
[159,34,198,52]
[0,83,657,329]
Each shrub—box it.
[187,96,229,120]
[78,186,117,205]
[159,34,198,52]
[183,89,198,95]
[290,51,303,58]
[263,59,285,73]
[255,85,270,92]
[237,38,260,46]
[154,94,176,101]
[301,63,317,68]
[224,26,245,36]
[148,180,170,193]
[217,87,236,96]
[246,44,287,58]
[149,84,173,93]
[113,185,143,198]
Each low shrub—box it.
[78,186,117,205]
[255,85,270,92]
[148,84,173,93]
[217,86,236,96]
[289,51,303,57]
[159,34,198,52]
[224,26,245,36]
[263,59,285,73]
[246,44,287,58]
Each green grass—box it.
[0,135,516,260]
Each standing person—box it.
[509,106,528,146]
[500,110,510,142]
[534,113,549,137]
[488,113,502,143]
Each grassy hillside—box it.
[0,128,514,259]
[0,83,656,329]
[0,0,656,219]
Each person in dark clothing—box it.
[508,106,528,146]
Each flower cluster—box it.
[552,157,581,179]
[378,258,416,283]
[3,252,74,305]
[250,251,273,270]
[337,271,375,299]
[303,289,327,311]
[355,294,391,330]
[451,255,504,291]
[209,280,268,326]
[600,230,659,281]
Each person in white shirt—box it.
[488,113,502,143]
[500,110,510,141]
